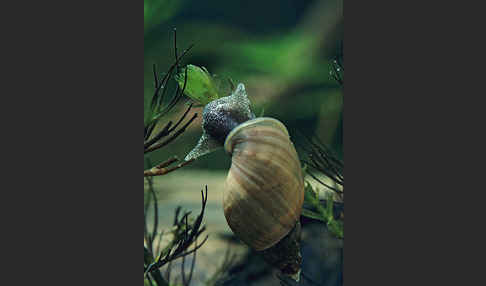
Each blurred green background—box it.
[144,0,343,171]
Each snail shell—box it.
[223,117,305,251]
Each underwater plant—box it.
[144,32,208,286]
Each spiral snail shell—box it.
[223,117,304,251]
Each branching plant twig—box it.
[145,187,209,280]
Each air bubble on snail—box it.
[185,83,304,281]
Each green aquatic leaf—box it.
[302,183,343,239]
[175,65,219,105]
[212,74,234,98]
[301,209,326,222]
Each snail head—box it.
[202,83,255,144]
[185,83,255,161]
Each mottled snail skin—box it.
[184,83,255,162]
[260,220,302,279]
[223,117,305,251]
[202,89,255,144]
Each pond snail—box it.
[185,83,305,281]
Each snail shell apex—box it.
[223,117,304,251]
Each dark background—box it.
[144,0,343,170]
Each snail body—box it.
[186,83,304,280]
